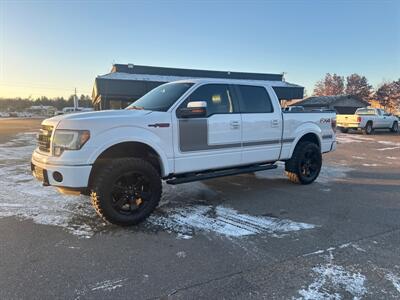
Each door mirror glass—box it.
[177,101,207,118]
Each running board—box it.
[166,164,277,185]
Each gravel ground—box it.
[0,118,399,299]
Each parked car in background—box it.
[54,107,94,116]
[17,112,33,118]
[0,112,10,118]
[337,108,398,134]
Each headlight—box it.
[52,130,90,156]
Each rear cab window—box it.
[356,108,376,115]
[234,85,274,113]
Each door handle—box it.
[230,121,240,129]
[272,119,279,127]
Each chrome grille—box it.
[37,125,53,152]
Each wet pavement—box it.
[0,119,399,299]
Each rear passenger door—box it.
[234,84,283,164]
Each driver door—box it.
[172,84,242,174]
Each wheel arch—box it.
[88,140,169,188]
[288,124,322,158]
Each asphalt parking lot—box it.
[0,118,399,299]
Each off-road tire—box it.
[391,122,398,133]
[363,122,373,135]
[285,141,322,185]
[90,158,162,226]
[339,127,348,133]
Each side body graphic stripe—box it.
[178,119,295,152]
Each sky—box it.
[0,0,399,99]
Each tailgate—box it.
[337,114,359,125]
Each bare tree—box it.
[375,79,400,112]
[345,74,372,100]
[313,73,345,96]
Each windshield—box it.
[126,82,194,112]
[356,108,376,115]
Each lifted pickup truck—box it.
[32,79,336,225]
[337,108,399,134]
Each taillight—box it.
[357,116,362,122]
[331,118,337,130]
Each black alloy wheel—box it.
[111,172,151,215]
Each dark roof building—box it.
[293,95,369,114]
[92,64,304,110]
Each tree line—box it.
[0,95,93,112]
[313,73,400,111]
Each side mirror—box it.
[177,101,207,118]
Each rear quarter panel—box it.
[281,112,336,159]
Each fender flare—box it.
[87,128,171,176]
[288,122,322,157]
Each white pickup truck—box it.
[31,79,336,225]
[337,108,399,134]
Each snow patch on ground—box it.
[386,272,400,293]
[336,134,374,144]
[303,243,365,257]
[352,156,365,160]
[149,205,316,238]
[296,264,367,300]
[90,279,127,292]
[316,164,353,184]
[176,251,187,258]
[0,133,101,238]
[75,278,128,298]
[377,141,400,146]
[376,140,400,151]
[362,163,381,167]
[386,157,398,160]
[336,134,400,152]
[378,146,400,151]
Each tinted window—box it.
[236,85,273,113]
[180,84,235,116]
[356,108,375,115]
[126,82,193,112]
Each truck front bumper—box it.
[31,157,92,189]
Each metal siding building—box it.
[92,64,304,110]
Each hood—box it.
[48,109,152,122]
